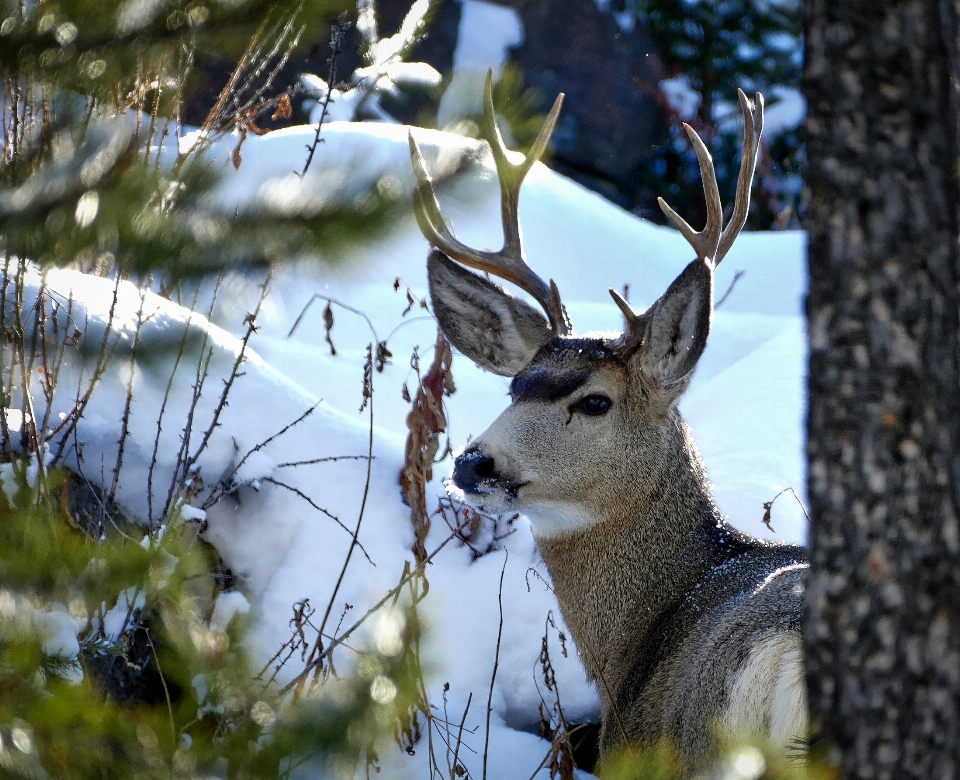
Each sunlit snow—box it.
[15,119,807,777]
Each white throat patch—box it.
[522,501,602,539]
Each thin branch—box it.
[451,693,472,779]
[146,283,204,525]
[259,476,373,565]
[163,275,223,517]
[144,628,176,745]
[715,268,746,309]
[110,289,148,501]
[483,551,507,780]
[279,525,464,697]
[163,345,213,517]
[183,272,271,480]
[51,274,123,464]
[287,293,379,345]
[275,454,372,468]
[762,485,810,532]
[300,17,350,178]
[304,341,377,690]
[228,402,318,482]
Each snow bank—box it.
[10,119,807,777]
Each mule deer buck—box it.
[408,75,808,768]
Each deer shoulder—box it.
[410,73,808,771]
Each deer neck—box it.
[532,415,727,695]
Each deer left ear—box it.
[427,249,553,377]
[633,258,714,399]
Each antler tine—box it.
[715,89,764,265]
[481,70,564,258]
[657,124,723,264]
[608,287,638,324]
[607,287,651,355]
[409,70,569,336]
[479,69,566,332]
[409,131,481,263]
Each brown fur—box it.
[429,255,808,768]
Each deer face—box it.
[409,72,763,538]
[430,246,715,538]
[452,338,630,534]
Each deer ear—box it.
[634,258,714,401]
[427,250,553,377]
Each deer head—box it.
[408,74,764,539]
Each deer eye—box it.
[571,394,612,416]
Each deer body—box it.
[452,327,808,762]
[536,463,806,760]
[409,75,808,768]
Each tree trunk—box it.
[804,0,960,777]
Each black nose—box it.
[453,448,495,493]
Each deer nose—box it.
[453,448,496,493]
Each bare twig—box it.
[483,551,508,780]
[227,11,304,124]
[256,599,315,685]
[279,525,465,697]
[146,282,206,525]
[452,692,473,780]
[51,274,123,465]
[222,402,319,487]
[183,272,271,481]
[163,345,213,517]
[288,293,378,345]
[762,486,810,532]
[301,338,377,692]
[160,275,224,519]
[301,16,351,178]
[275,454,372,468]
[715,269,745,309]
[110,289,148,501]
[144,628,176,745]
[259,476,373,565]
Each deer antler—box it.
[609,89,764,352]
[658,89,764,267]
[408,70,569,336]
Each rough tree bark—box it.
[804,1,960,778]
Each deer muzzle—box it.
[452,447,497,494]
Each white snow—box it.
[180,121,480,219]
[593,0,638,34]
[101,587,146,640]
[32,609,82,661]
[0,590,84,684]
[0,462,17,507]
[7,119,808,777]
[660,75,702,121]
[179,504,208,523]
[436,0,524,129]
[210,591,251,632]
[761,86,806,137]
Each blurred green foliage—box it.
[641,0,801,121]
[0,0,408,280]
[0,1,433,777]
[0,466,425,779]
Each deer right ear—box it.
[427,250,553,377]
[632,258,714,401]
